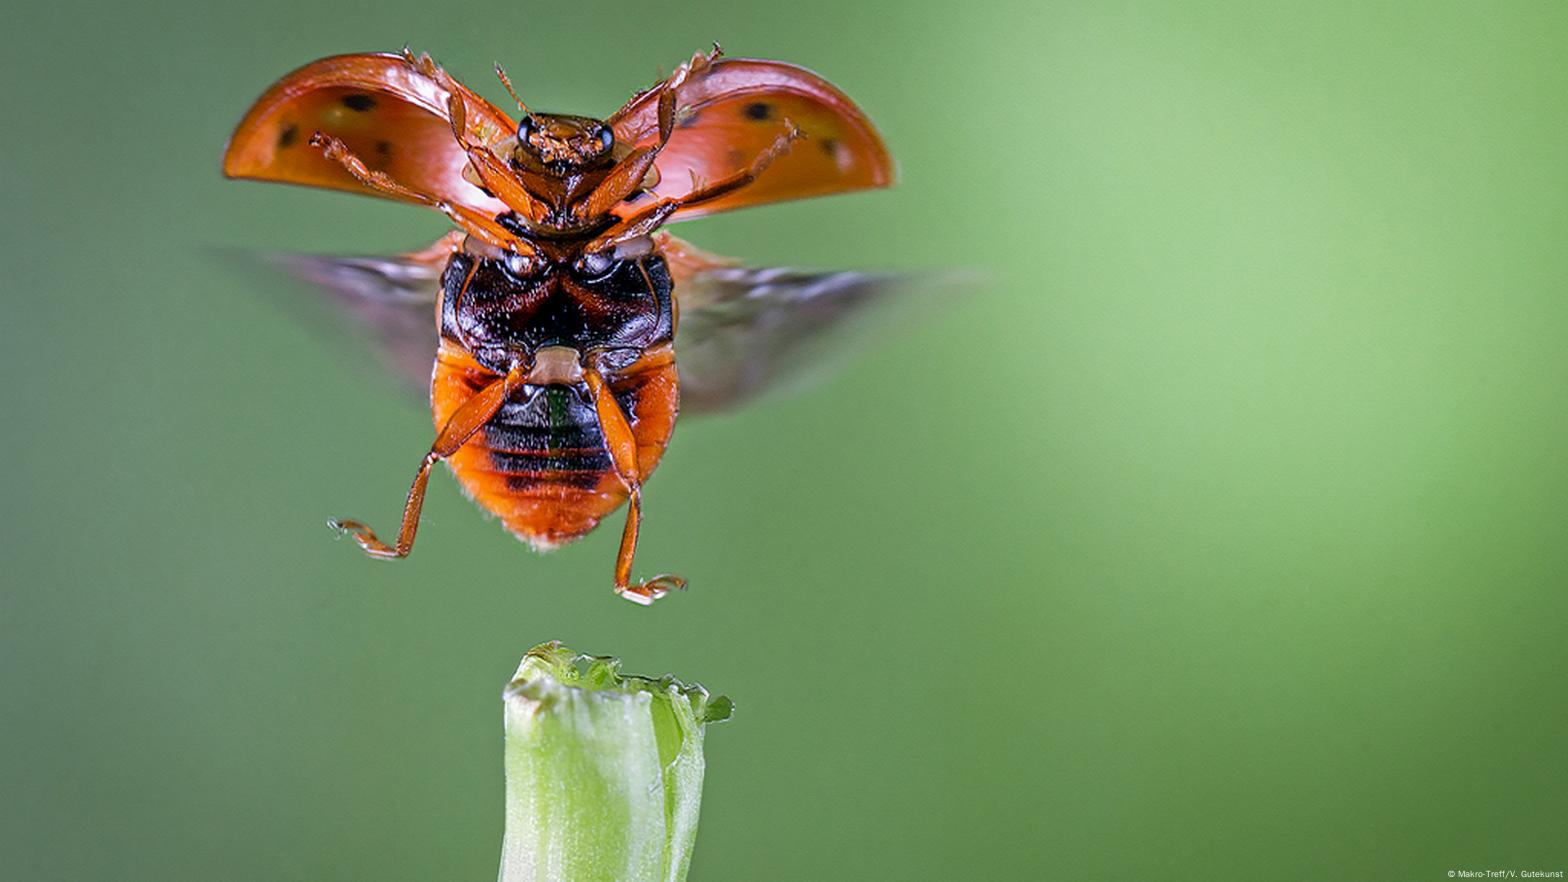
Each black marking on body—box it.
[505,469,604,491]
[342,93,376,112]
[743,101,772,121]
[486,386,612,479]
[375,139,392,157]
[440,251,674,373]
[819,136,839,157]
[278,123,298,148]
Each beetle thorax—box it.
[438,246,674,375]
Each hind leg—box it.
[583,368,686,604]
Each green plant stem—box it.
[498,642,733,882]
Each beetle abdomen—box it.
[461,383,622,549]
[432,345,679,551]
[485,387,615,483]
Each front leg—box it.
[572,52,707,219]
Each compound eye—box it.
[594,124,614,154]
[574,251,615,280]
[516,115,537,144]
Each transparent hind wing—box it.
[662,234,923,414]
[248,230,942,413]
[252,235,454,397]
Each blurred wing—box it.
[610,57,894,221]
[224,52,512,213]
[256,250,444,397]
[660,235,916,413]
[249,233,945,410]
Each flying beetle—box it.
[223,47,896,603]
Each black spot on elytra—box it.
[342,93,376,112]
[277,123,298,148]
[819,136,840,157]
[743,101,772,121]
[375,140,392,156]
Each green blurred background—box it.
[3,1,1566,879]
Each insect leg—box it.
[310,133,435,202]
[582,367,686,604]
[675,122,803,206]
[331,363,527,559]
[587,124,802,250]
[574,145,662,219]
[572,66,690,218]
[440,93,550,224]
[310,133,534,253]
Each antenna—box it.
[494,63,529,115]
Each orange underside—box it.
[430,344,678,550]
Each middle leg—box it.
[587,124,803,250]
[331,362,527,559]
